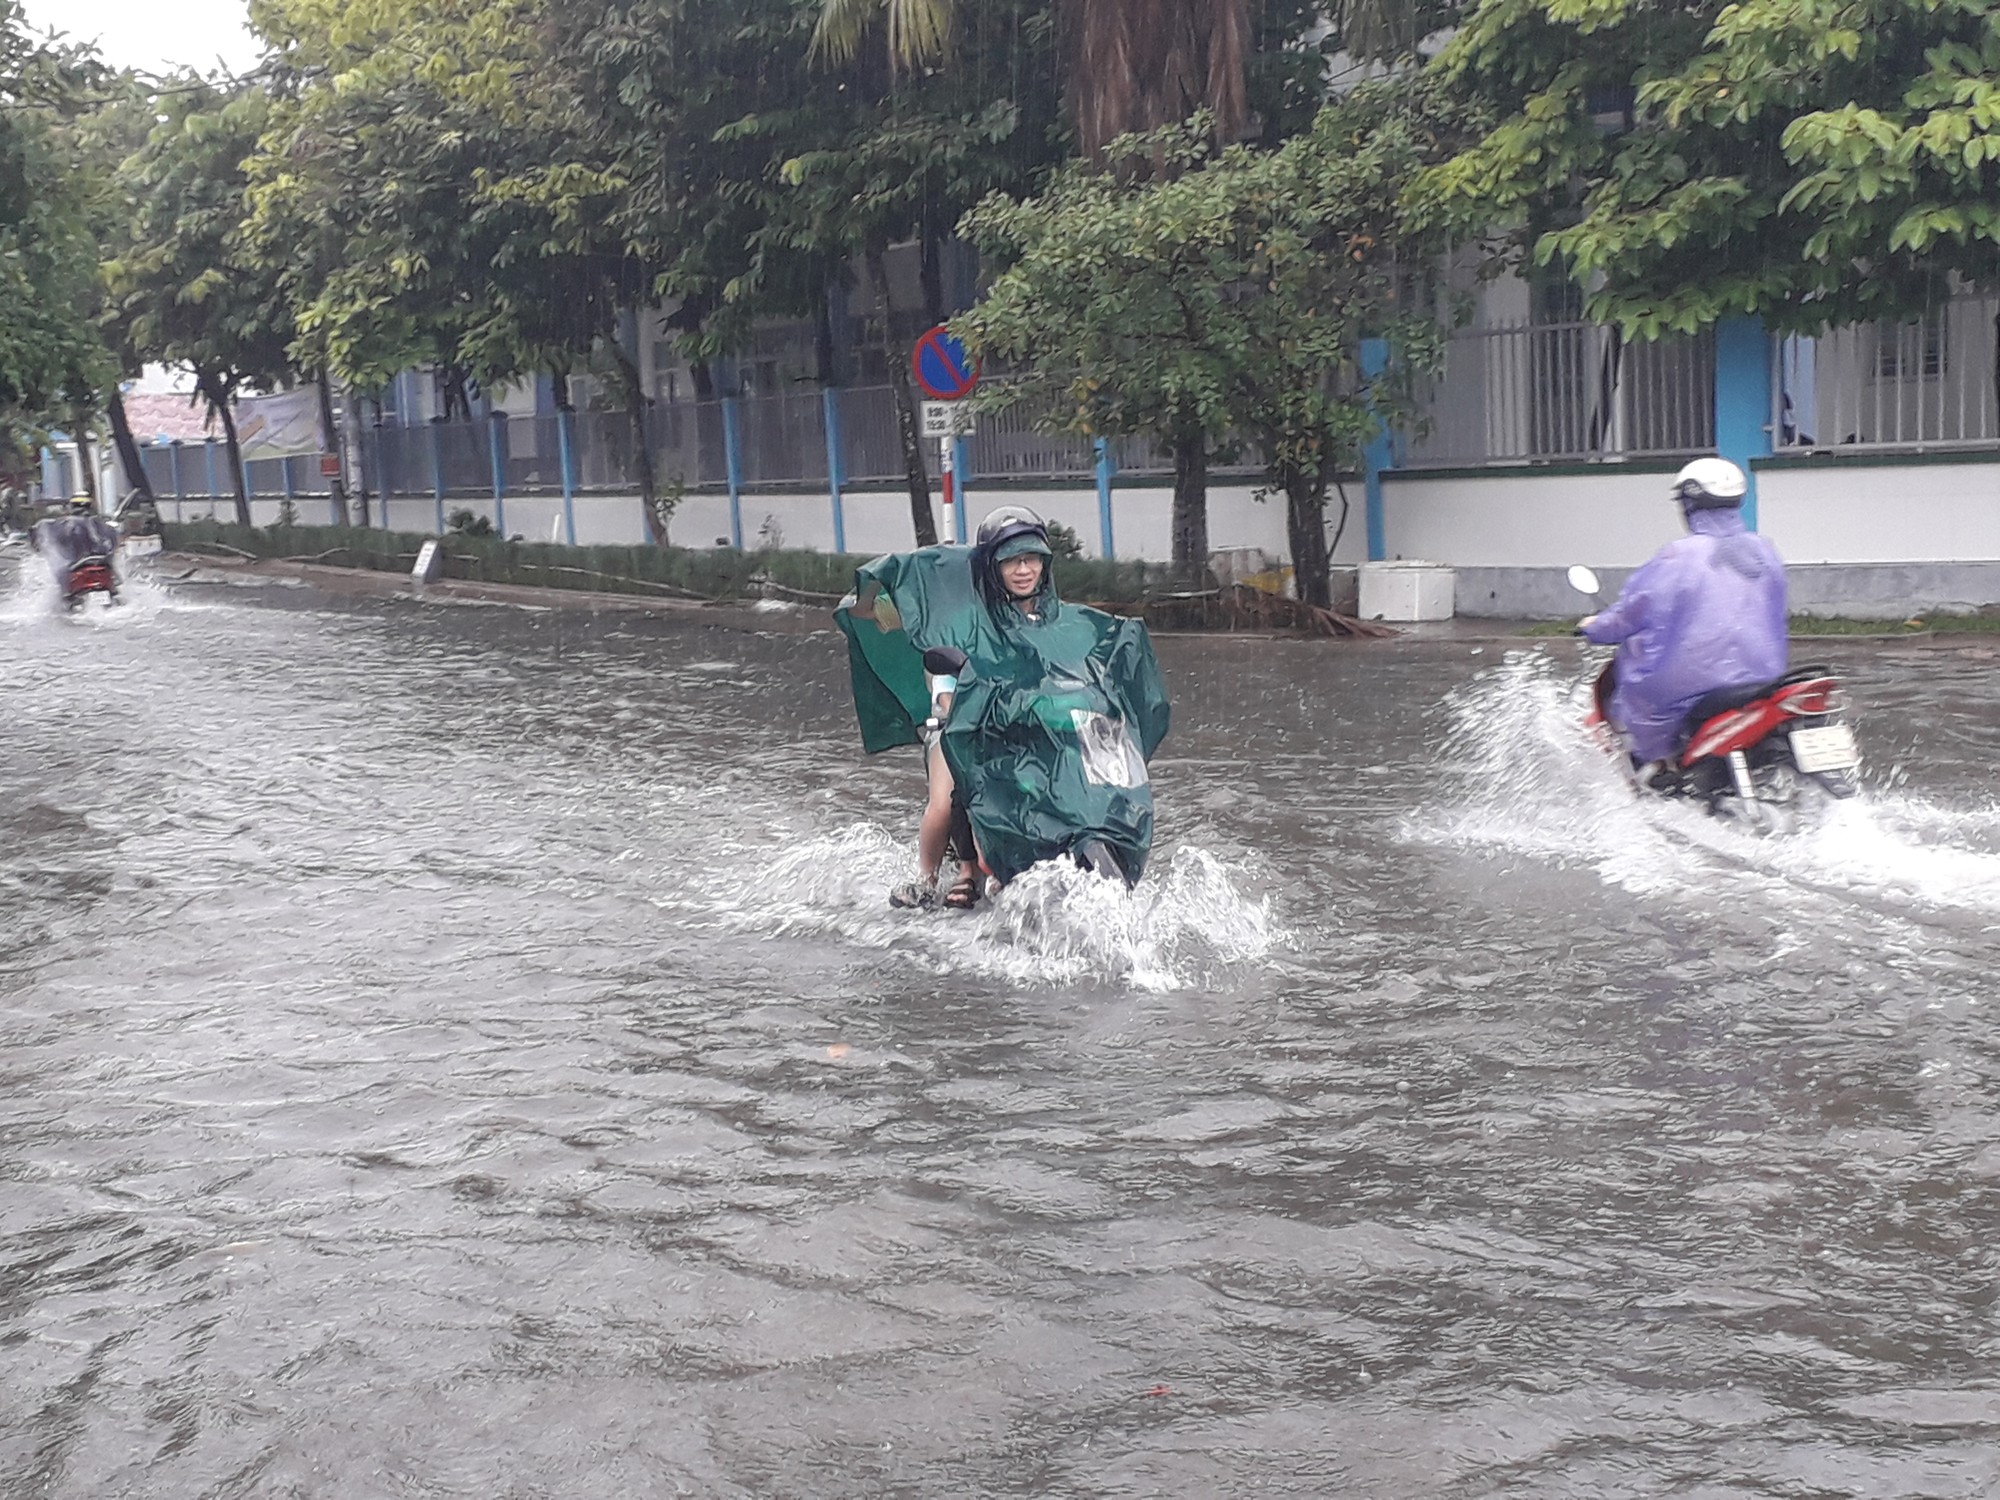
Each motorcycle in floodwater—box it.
[1568,565,1859,832]
[921,644,1142,888]
[62,554,120,611]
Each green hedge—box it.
[159,520,1174,605]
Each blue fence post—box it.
[822,387,847,553]
[721,397,745,549]
[428,421,447,533]
[280,453,295,507]
[488,411,509,539]
[557,408,579,545]
[1714,316,1774,531]
[1093,438,1117,559]
[1361,336,1393,562]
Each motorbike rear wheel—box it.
[1071,838,1130,887]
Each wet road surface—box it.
[6,558,2000,1497]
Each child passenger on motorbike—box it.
[1579,457,1788,772]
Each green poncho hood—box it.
[835,544,1171,884]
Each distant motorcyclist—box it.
[33,497,120,560]
[32,498,122,602]
[1580,458,1787,767]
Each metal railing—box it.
[124,310,1998,512]
[1399,319,1715,468]
[1774,294,2000,454]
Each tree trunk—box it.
[607,337,663,544]
[1284,471,1332,610]
[105,391,155,503]
[1169,412,1209,575]
[439,366,474,424]
[919,192,946,328]
[315,371,349,526]
[349,392,372,528]
[867,249,937,547]
[813,275,840,388]
[199,372,252,528]
[72,423,98,501]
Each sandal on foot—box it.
[889,882,938,910]
[942,873,982,910]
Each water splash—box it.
[0,554,198,625]
[698,822,1279,991]
[1407,648,2000,921]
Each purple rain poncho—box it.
[31,515,118,568]
[1580,508,1789,763]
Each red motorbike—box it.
[1589,662,1860,825]
[63,555,120,611]
[1568,566,1859,831]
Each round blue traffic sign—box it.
[912,325,980,401]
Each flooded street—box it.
[6,558,2000,1498]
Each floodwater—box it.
[6,554,2000,1499]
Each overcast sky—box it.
[21,0,260,76]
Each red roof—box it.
[121,393,218,445]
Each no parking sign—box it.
[911,326,980,401]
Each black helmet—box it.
[68,496,94,515]
[974,504,1052,563]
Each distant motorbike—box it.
[1568,566,1858,831]
[63,554,120,611]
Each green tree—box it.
[105,81,296,525]
[75,74,169,503]
[959,87,1451,607]
[249,0,676,531]
[0,3,114,481]
[563,0,1066,546]
[1414,0,2000,338]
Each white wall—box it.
[651,479,1365,565]
[159,476,1386,568]
[1381,468,1684,568]
[1759,462,2000,563]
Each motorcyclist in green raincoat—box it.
[834,506,1171,908]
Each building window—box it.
[1877,317,1946,379]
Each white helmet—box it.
[1670,457,1748,510]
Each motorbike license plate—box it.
[1790,724,1859,773]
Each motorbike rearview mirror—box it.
[922,646,969,676]
[1566,565,1602,597]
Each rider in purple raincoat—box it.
[1580,458,1788,766]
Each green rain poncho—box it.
[835,543,1171,884]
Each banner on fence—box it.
[235,389,324,458]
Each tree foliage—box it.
[959,84,1455,606]
[105,82,296,523]
[0,2,114,472]
[1416,0,2000,337]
